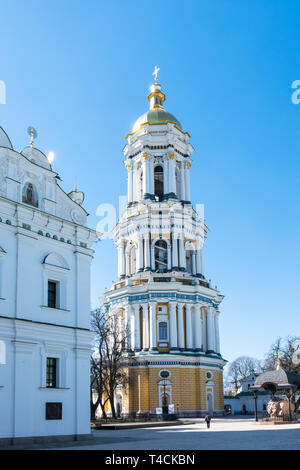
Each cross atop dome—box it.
[152,65,160,83]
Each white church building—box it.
[0,127,96,445]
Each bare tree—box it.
[90,308,131,420]
[225,356,261,395]
[262,336,300,374]
[262,336,300,412]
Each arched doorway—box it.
[154,166,164,201]
[207,392,214,415]
[162,393,169,414]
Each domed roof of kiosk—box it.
[132,81,182,133]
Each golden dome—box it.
[132,109,182,133]
[132,81,182,133]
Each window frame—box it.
[46,357,59,388]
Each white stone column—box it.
[142,304,149,350]
[167,245,171,271]
[132,164,137,202]
[149,302,157,352]
[142,157,147,198]
[178,303,185,350]
[215,311,220,354]
[169,302,178,351]
[124,305,131,351]
[117,240,125,278]
[194,304,202,351]
[148,158,154,196]
[191,251,196,275]
[164,159,169,195]
[185,304,193,351]
[168,156,176,196]
[133,304,141,351]
[207,307,216,352]
[151,240,155,270]
[125,251,130,277]
[137,237,144,272]
[180,162,186,201]
[144,236,151,270]
[172,234,179,270]
[196,239,203,276]
[127,164,133,203]
[185,163,191,202]
[202,308,207,351]
[179,237,186,271]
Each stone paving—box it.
[41,416,300,450]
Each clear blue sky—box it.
[1,0,299,364]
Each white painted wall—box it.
[0,130,96,442]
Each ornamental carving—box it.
[142,152,150,161]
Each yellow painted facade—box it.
[104,359,224,417]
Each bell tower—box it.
[103,70,226,417]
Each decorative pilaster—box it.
[149,302,157,352]
[124,306,131,351]
[171,233,179,271]
[191,251,196,275]
[185,304,193,351]
[169,302,178,351]
[194,304,202,351]
[133,304,141,351]
[142,152,151,199]
[177,303,185,350]
[196,240,203,277]
[117,240,125,278]
[179,237,186,271]
[142,304,149,351]
[144,236,151,271]
[206,307,216,353]
[168,152,177,198]
[185,162,191,202]
[126,163,133,204]
[215,311,220,354]
[180,162,186,201]
[137,237,144,272]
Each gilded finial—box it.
[276,351,281,370]
[152,65,160,83]
[27,126,38,148]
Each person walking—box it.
[204,414,212,429]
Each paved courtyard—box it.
[38,417,300,450]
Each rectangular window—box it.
[159,322,168,341]
[48,281,58,308]
[46,357,58,388]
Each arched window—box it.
[154,240,168,272]
[154,166,164,201]
[159,322,168,341]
